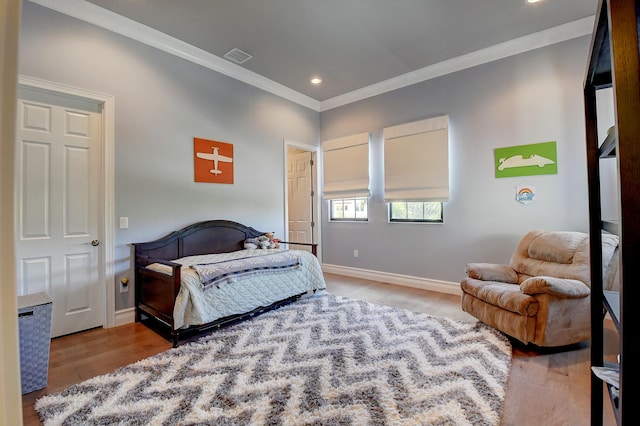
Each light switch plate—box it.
[119,217,129,229]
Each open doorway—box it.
[284,140,320,259]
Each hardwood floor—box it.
[22,272,617,425]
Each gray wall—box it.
[19,2,598,310]
[319,36,592,283]
[19,2,319,310]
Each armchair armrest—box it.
[520,276,590,299]
[465,263,518,283]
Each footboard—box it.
[278,241,318,257]
[134,255,181,331]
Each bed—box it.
[133,220,326,346]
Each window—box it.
[330,197,368,221]
[323,133,370,222]
[389,201,442,222]
[383,115,449,203]
[322,132,370,200]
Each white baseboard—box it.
[321,264,462,296]
[114,307,135,327]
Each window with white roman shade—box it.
[322,132,370,200]
[383,115,449,202]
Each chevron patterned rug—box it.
[35,291,512,425]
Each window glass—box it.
[330,198,368,221]
[389,202,442,222]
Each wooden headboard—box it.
[133,220,264,265]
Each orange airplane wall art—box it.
[194,137,234,184]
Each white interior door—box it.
[15,87,104,338]
[287,149,314,244]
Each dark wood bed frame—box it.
[133,220,318,347]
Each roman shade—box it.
[322,132,370,200]
[383,115,449,202]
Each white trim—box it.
[27,0,320,111]
[28,0,593,112]
[115,307,135,327]
[322,263,461,296]
[283,139,322,264]
[320,16,595,111]
[17,75,117,330]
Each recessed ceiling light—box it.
[527,0,542,3]
[310,77,322,85]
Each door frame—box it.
[17,75,116,329]
[283,139,322,262]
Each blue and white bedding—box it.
[191,250,303,290]
[146,249,326,329]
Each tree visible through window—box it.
[330,198,368,221]
[389,202,442,222]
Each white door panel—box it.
[287,150,313,245]
[16,89,103,338]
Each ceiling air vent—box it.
[223,48,252,64]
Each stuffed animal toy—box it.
[245,233,280,249]
[257,235,273,249]
[264,232,280,249]
[244,237,260,249]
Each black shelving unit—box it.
[584,0,640,424]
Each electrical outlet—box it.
[120,278,129,293]
[353,249,359,258]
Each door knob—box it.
[91,239,100,246]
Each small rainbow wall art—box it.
[516,184,536,204]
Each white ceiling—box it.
[29,0,598,111]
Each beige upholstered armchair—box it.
[460,230,618,347]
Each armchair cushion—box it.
[527,232,583,264]
[509,230,590,285]
[520,276,590,299]
[465,263,518,283]
[461,278,538,316]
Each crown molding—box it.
[27,0,321,111]
[319,16,595,111]
[28,1,593,113]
